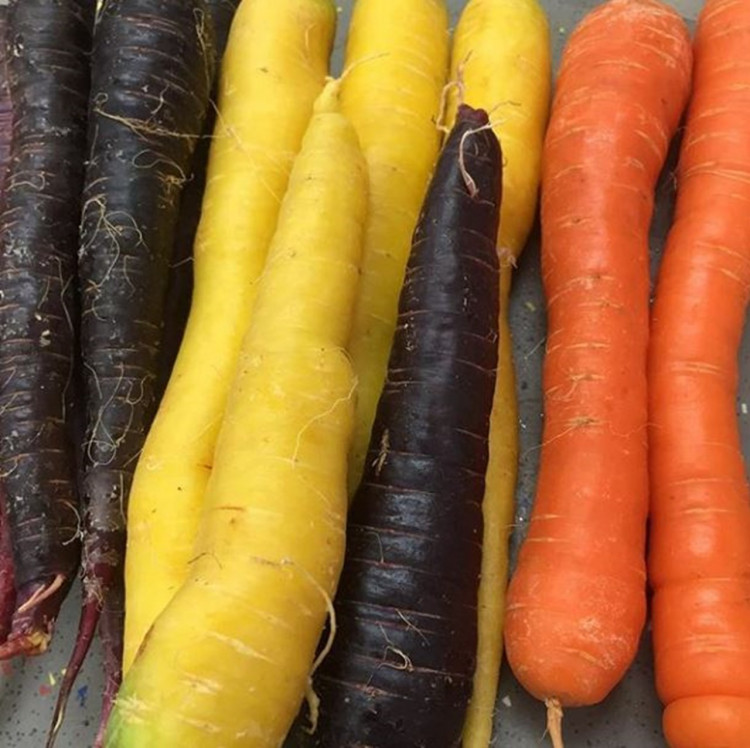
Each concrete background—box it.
[0,0,719,746]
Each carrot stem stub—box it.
[295,104,502,748]
[649,1,750,746]
[503,0,692,733]
[0,0,94,658]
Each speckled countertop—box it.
[1,0,717,746]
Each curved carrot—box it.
[649,1,750,746]
[106,79,366,748]
[122,0,336,673]
[503,0,691,742]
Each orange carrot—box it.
[649,2,750,746]
[503,0,691,744]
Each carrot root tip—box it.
[46,597,101,748]
[545,698,565,748]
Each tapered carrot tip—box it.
[663,696,750,748]
[313,77,342,114]
[457,102,489,128]
[47,598,100,748]
[546,698,565,748]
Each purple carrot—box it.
[0,5,10,175]
[0,490,15,645]
[47,2,216,745]
[0,0,93,660]
[0,6,16,645]
[291,105,503,748]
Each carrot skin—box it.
[503,0,692,713]
[0,4,10,182]
[0,6,15,645]
[49,2,215,743]
[81,0,214,629]
[204,0,241,52]
[649,1,750,744]
[94,594,123,748]
[106,76,362,748]
[296,105,501,748]
[663,697,750,748]
[0,0,94,658]
[0,489,14,645]
[158,0,241,390]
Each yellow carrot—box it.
[122,0,336,672]
[343,0,450,495]
[446,1,551,744]
[105,80,366,748]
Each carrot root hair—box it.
[340,51,390,83]
[436,56,469,134]
[458,122,496,198]
[546,698,565,748]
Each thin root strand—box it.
[546,698,565,748]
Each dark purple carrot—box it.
[47,2,216,746]
[291,104,502,748]
[0,5,10,181]
[0,487,14,645]
[0,0,94,659]
[158,0,241,392]
[0,6,16,645]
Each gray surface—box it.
[0,0,720,746]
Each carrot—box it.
[0,5,16,645]
[0,489,13,645]
[49,2,216,745]
[158,0,241,391]
[342,0,449,497]
[0,4,10,185]
[445,1,551,743]
[104,79,366,748]
[502,0,692,744]
[0,0,94,659]
[122,0,336,675]
[292,104,502,748]
[649,1,750,745]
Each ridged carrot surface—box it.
[106,80,366,748]
[343,0,449,496]
[291,104,502,748]
[503,0,692,742]
[649,1,750,746]
[445,2,551,743]
[122,0,335,673]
